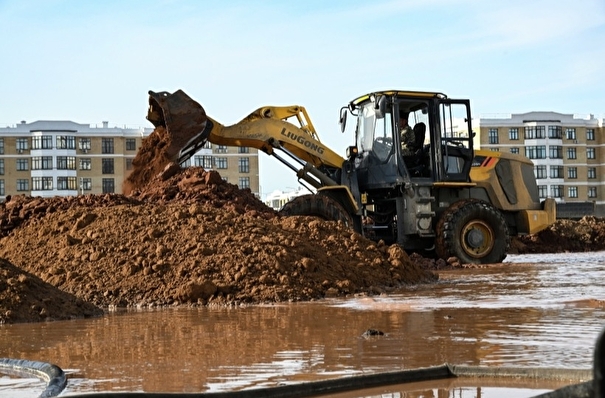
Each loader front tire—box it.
[279,194,354,229]
[435,200,510,264]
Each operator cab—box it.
[346,90,475,189]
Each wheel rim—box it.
[461,220,494,259]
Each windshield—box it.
[357,102,393,162]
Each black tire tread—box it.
[435,199,510,264]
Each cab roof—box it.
[350,90,447,107]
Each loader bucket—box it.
[147,90,211,164]
[123,90,211,195]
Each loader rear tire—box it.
[435,199,510,264]
[279,194,354,229]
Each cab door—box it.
[432,99,474,182]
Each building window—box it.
[508,128,518,140]
[203,142,212,149]
[126,158,133,170]
[102,158,114,174]
[488,128,498,144]
[538,185,547,198]
[31,156,53,170]
[180,158,191,168]
[16,138,29,152]
[588,187,597,198]
[126,138,136,151]
[567,147,576,159]
[549,145,562,159]
[565,128,576,140]
[535,165,547,179]
[79,138,91,152]
[57,177,77,190]
[216,145,228,153]
[16,159,29,171]
[587,148,596,159]
[0,159,4,175]
[56,136,76,149]
[525,145,546,159]
[215,157,228,169]
[551,185,563,198]
[194,155,213,169]
[0,180,3,196]
[548,126,562,139]
[0,138,4,154]
[550,166,563,179]
[16,179,29,191]
[102,178,115,193]
[490,148,499,152]
[79,158,92,170]
[524,126,545,139]
[238,147,250,153]
[588,167,597,179]
[587,129,595,141]
[568,186,578,198]
[510,147,519,154]
[57,156,76,170]
[32,135,53,149]
[239,177,250,189]
[32,176,53,191]
[238,157,250,173]
[102,138,114,154]
[80,177,92,191]
[567,167,577,179]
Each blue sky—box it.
[1,0,604,196]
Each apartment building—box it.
[477,111,604,216]
[0,120,260,201]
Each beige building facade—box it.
[477,112,605,216]
[0,120,259,201]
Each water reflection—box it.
[0,251,604,396]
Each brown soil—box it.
[0,164,437,324]
[0,258,103,323]
[511,216,605,254]
[2,121,604,324]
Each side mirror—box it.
[375,95,387,119]
[339,107,348,133]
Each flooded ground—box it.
[1,251,604,397]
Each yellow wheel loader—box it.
[145,89,556,264]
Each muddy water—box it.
[1,251,604,397]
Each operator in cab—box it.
[399,109,416,156]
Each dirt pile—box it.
[511,216,605,254]
[0,166,437,323]
[0,258,103,324]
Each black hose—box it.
[595,324,605,398]
[529,380,593,398]
[0,358,66,398]
[0,358,596,398]
[21,363,593,398]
